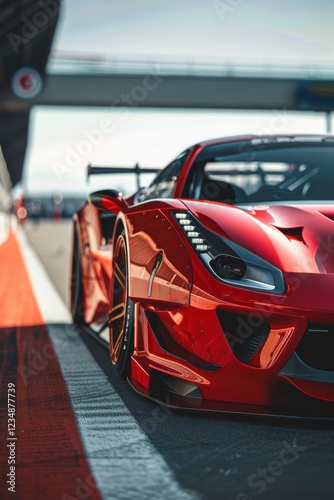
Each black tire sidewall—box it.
[114,298,134,377]
[72,232,85,325]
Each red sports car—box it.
[71,134,334,417]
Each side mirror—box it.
[89,190,128,213]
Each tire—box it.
[109,232,134,378]
[71,230,85,326]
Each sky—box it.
[53,0,334,66]
[22,0,334,194]
[24,107,330,195]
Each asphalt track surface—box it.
[1,220,333,499]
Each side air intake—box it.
[217,309,270,363]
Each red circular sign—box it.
[11,67,43,99]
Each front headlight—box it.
[173,211,285,294]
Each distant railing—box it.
[48,52,334,80]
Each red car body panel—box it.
[74,204,110,324]
[72,134,334,415]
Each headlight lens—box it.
[173,211,285,294]
[211,255,246,280]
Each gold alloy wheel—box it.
[109,235,127,365]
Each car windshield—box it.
[186,139,334,204]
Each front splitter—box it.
[129,377,334,422]
[79,325,334,422]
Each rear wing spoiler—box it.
[87,163,160,189]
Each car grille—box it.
[217,309,270,363]
[296,325,334,372]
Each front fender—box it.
[124,206,193,306]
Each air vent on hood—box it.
[273,225,305,243]
[319,212,334,223]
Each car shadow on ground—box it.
[78,327,334,500]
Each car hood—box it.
[182,201,334,274]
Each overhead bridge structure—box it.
[1,49,334,184]
[1,61,334,112]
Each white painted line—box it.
[15,224,198,498]
[48,324,199,500]
[0,212,10,245]
[17,228,71,324]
